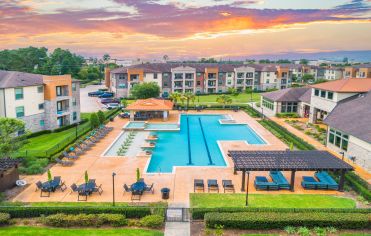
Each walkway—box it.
[271,117,371,183]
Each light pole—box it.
[261,107,264,119]
[339,151,345,161]
[112,172,116,206]
[245,171,250,207]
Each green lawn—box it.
[0,227,163,236]
[196,93,261,104]
[190,194,356,208]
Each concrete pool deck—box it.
[13,110,345,205]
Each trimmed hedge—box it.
[204,211,370,229]
[0,206,151,219]
[244,106,261,118]
[0,213,10,225]
[139,215,164,228]
[276,112,300,118]
[345,171,371,201]
[43,213,127,227]
[191,207,371,220]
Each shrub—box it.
[44,213,128,227]
[284,226,296,234]
[90,113,99,128]
[0,213,10,225]
[97,110,105,124]
[140,215,164,228]
[97,213,128,227]
[244,106,261,118]
[26,130,52,139]
[297,227,311,236]
[276,113,300,118]
[204,211,370,230]
[345,172,371,201]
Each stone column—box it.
[130,111,134,121]
[163,111,168,121]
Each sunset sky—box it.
[0,0,370,59]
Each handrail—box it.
[187,117,193,165]
[198,117,214,165]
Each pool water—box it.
[146,114,265,173]
[125,122,146,129]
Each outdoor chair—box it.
[78,190,89,201]
[314,171,339,190]
[93,184,103,195]
[222,180,235,193]
[35,181,51,197]
[269,171,290,190]
[207,179,219,193]
[254,176,279,191]
[145,183,154,194]
[301,176,329,190]
[70,183,78,193]
[194,179,204,192]
[63,151,78,160]
[123,184,132,195]
[55,158,73,166]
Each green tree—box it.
[227,87,239,96]
[302,74,315,83]
[182,92,195,109]
[42,48,84,77]
[90,113,99,128]
[131,82,160,99]
[0,47,48,73]
[103,54,111,62]
[97,110,105,124]
[121,99,128,107]
[216,94,232,108]
[169,92,181,106]
[299,59,309,65]
[0,117,26,158]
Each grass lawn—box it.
[196,93,261,104]
[0,227,163,236]
[190,194,356,208]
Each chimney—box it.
[104,67,111,89]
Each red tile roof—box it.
[311,78,371,92]
[126,98,173,111]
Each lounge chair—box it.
[315,171,339,190]
[145,183,154,194]
[63,151,78,160]
[222,180,235,193]
[254,176,279,191]
[301,176,328,190]
[207,179,219,193]
[123,184,132,195]
[55,158,73,166]
[269,171,290,190]
[35,181,51,197]
[194,179,204,192]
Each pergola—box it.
[229,150,354,192]
[125,98,174,121]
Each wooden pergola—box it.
[229,150,354,192]
[0,158,21,192]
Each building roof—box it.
[262,87,311,102]
[324,91,371,143]
[299,88,312,104]
[0,158,21,173]
[311,78,371,92]
[229,150,354,171]
[0,70,44,88]
[126,98,174,111]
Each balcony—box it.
[56,86,69,97]
[185,74,194,80]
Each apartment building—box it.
[344,64,371,79]
[323,67,343,80]
[0,70,81,133]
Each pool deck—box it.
[13,110,346,205]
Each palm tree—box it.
[169,92,181,107]
[216,94,233,108]
[183,92,195,110]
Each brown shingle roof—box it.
[324,91,371,143]
[262,87,311,102]
[126,98,173,111]
[0,70,44,88]
[311,78,371,92]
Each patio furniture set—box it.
[71,179,104,201]
[56,125,113,166]
[301,171,339,190]
[35,176,67,197]
[123,178,154,201]
[194,179,235,193]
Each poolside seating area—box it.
[71,179,103,201]
[301,171,339,190]
[254,176,279,191]
[194,179,235,193]
[35,176,67,197]
[123,179,154,201]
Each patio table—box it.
[131,181,146,194]
[78,183,96,194]
[42,181,59,191]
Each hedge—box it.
[191,207,371,220]
[43,213,128,227]
[0,213,10,225]
[204,211,370,229]
[345,171,371,201]
[276,112,300,118]
[0,206,152,219]
[244,105,261,118]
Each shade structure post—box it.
[290,170,296,192]
[233,168,237,175]
[241,170,246,192]
[339,170,346,192]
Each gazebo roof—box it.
[0,158,21,173]
[126,98,173,111]
[229,150,354,171]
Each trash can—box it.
[161,188,170,200]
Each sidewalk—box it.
[271,117,371,183]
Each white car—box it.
[104,103,122,110]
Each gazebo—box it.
[125,98,174,121]
[0,158,22,192]
[229,150,354,192]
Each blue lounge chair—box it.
[301,176,328,190]
[269,171,290,190]
[254,176,279,190]
[315,171,339,190]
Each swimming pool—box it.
[146,114,266,173]
[124,121,179,131]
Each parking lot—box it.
[79,84,106,113]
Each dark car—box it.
[100,98,120,104]
[88,90,105,97]
[98,92,114,98]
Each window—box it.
[118,74,125,80]
[314,89,319,96]
[72,98,77,106]
[237,72,244,78]
[56,86,62,96]
[327,92,334,100]
[72,112,77,121]
[118,84,126,88]
[174,73,183,79]
[72,83,76,91]
[262,97,274,110]
[320,90,326,98]
[163,82,168,87]
[267,73,270,77]
[281,102,298,113]
[154,73,158,79]
[16,106,24,118]
[328,128,349,151]
[163,73,169,79]
[246,72,253,78]
[227,72,232,77]
[266,79,270,84]
[196,81,201,86]
[38,103,44,110]
[196,73,202,77]
[227,80,232,85]
[37,86,44,93]
[15,88,23,100]
[40,120,45,126]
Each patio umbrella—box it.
[84,171,89,183]
[136,168,140,182]
[47,170,52,182]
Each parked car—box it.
[119,112,130,119]
[105,103,122,110]
[98,92,114,98]
[100,98,120,104]
[88,90,105,97]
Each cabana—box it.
[229,150,354,192]
[0,158,21,192]
[125,98,173,121]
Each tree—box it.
[0,47,48,73]
[42,48,84,77]
[90,113,99,128]
[182,92,195,109]
[131,82,160,99]
[97,110,105,124]
[227,87,239,96]
[299,59,309,65]
[163,55,169,62]
[216,94,232,108]
[302,74,315,83]
[103,54,111,62]
[0,117,26,158]
[169,92,181,106]
[121,99,128,108]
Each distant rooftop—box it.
[126,98,173,111]
[262,87,311,102]
[0,70,43,88]
[311,78,371,93]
